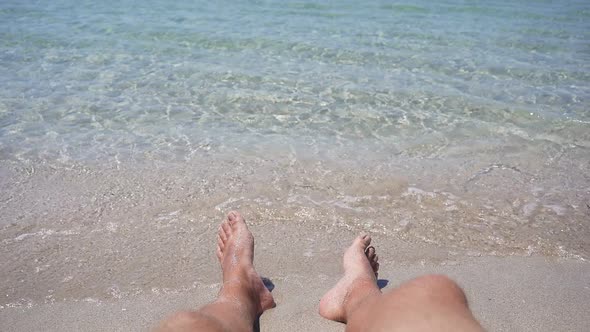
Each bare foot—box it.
[319,234,380,323]
[216,211,275,315]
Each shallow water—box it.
[1,0,588,163]
[0,0,589,308]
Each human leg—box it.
[319,235,483,332]
[319,234,381,323]
[157,212,275,332]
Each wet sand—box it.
[0,154,588,331]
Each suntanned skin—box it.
[319,234,485,332]
[157,211,484,332]
[156,211,275,332]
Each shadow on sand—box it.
[377,279,389,290]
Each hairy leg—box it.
[156,212,275,332]
[320,235,483,332]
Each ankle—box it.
[222,265,252,284]
[217,286,260,320]
[344,279,381,318]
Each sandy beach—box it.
[1,0,589,330]
[1,255,588,331]
[1,159,588,331]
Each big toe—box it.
[228,210,244,221]
[353,234,372,249]
[227,211,246,226]
[343,234,375,271]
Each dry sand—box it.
[1,256,588,331]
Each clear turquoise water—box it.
[0,0,588,163]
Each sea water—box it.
[1,0,588,162]
[0,0,589,305]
